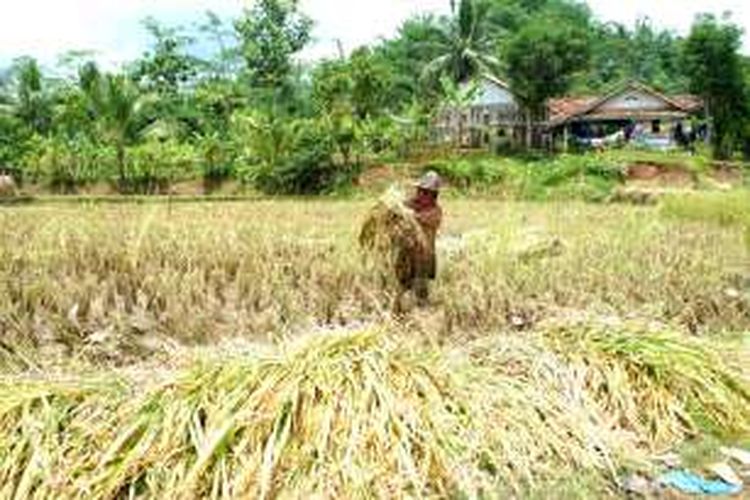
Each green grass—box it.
[422,149,747,201]
[661,190,750,251]
[425,153,625,201]
[662,190,750,226]
[605,148,711,172]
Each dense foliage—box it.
[682,15,748,159]
[0,0,749,193]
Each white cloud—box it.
[0,0,243,69]
[0,0,747,70]
[300,0,449,60]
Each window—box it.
[652,120,661,133]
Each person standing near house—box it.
[625,120,636,142]
[404,171,443,306]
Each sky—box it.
[0,0,748,70]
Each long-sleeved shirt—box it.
[406,196,442,278]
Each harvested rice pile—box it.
[541,320,750,449]
[359,186,427,287]
[1,325,748,498]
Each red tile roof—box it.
[671,95,704,112]
[546,82,704,125]
[547,97,598,123]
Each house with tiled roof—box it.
[547,81,704,150]
[434,77,704,151]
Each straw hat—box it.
[415,171,441,192]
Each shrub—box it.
[535,155,624,187]
[124,140,196,194]
[0,114,30,177]
[234,114,343,195]
[427,158,505,189]
[196,132,235,192]
[22,135,113,192]
[424,153,624,200]
[257,120,338,195]
[517,155,624,202]
[361,117,394,154]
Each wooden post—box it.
[525,109,532,149]
[563,124,570,153]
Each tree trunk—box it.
[116,143,126,192]
[704,99,712,147]
[525,109,533,149]
[457,111,465,149]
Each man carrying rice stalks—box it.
[406,171,443,303]
[360,171,443,312]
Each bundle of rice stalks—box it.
[0,328,636,498]
[0,339,36,373]
[359,186,427,287]
[542,321,750,450]
[460,334,641,485]
[0,378,129,499]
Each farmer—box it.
[404,171,443,306]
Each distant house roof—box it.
[547,81,703,126]
[482,74,511,90]
[547,97,598,123]
[459,74,518,109]
[671,95,704,112]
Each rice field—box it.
[0,197,748,497]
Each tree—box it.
[310,59,359,165]
[12,57,52,135]
[438,76,479,148]
[234,0,312,91]
[197,10,242,80]
[374,15,446,107]
[131,18,202,142]
[313,48,392,120]
[422,0,498,85]
[744,58,750,160]
[349,48,392,120]
[483,0,592,46]
[505,16,590,147]
[682,14,747,159]
[136,18,198,96]
[0,112,27,169]
[584,18,685,93]
[81,72,144,188]
[312,60,352,116]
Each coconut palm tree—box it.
[79,67,145,189]
[422,0,499,86]
[100,75,144,189]
[12,58,53,135]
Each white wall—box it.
[597,90,671,111]
[466,79,517,107]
